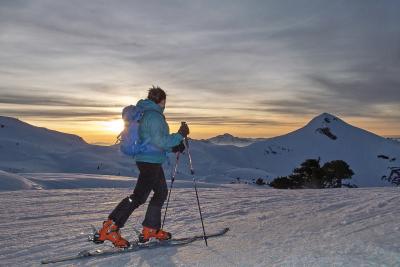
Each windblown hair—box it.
[147,85,166,104]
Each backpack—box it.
[117,105,148,157]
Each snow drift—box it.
[0,170,40,190]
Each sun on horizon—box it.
[10,112,398,146]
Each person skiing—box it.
[94,86,189,248]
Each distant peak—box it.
[309,113,341,124]
[315,112,339,120]
[0,116,22,122]
[208,133,235,139]
[304,113,345,130]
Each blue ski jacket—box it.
[135,99,183,164]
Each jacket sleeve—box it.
[147,112,184,150]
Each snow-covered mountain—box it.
[387,137,400,143]
[235,113,400,187]
[173,113,399,187]
[0,116,136,176]
[203,133,267,147]
[1,113,399,188]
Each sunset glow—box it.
[100,119,124,135]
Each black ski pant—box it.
[108,162,168,229]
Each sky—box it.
[0,0,399,144]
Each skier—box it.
[95,86,189,248]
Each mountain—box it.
[204,133,267,147]
[238,113,400,186]
[1,113,399,188]
[0,116,136,176]
[172,113,400,187]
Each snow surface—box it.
[0,174,399,266]
[17,172,223,190]
[0,170,41,191]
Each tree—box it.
[382,167,400,186]
[322,160,354,188]
[270,158,355,189]
[255,178,266,186]
[293,158,324,189]
[269,176,294,189]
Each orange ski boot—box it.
[93,219,130,248]
[139,226,172,243]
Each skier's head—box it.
[148,85,166,110]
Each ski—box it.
[41,227,229,264]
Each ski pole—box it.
[184,133,208,246]
[161,151,180,229]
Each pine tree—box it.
[270,158,355,189]
[322,160,354,188]
[293,159,324,188]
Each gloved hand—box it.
[172,141,185,153]
[178,122,190,138]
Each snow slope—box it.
[0,170,41,190]
[0,176,399,266]
[1,113,399,187]
[0,116,136,176]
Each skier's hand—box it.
[178,122,189,138]
[172,141,185,153]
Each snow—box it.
[1,114,400,264]
[1,112,400,265]
[0,170,41,191]
[0,174,399,266]
[2,113,399,188]
[0,116,136,176]
[17,173,223,190]
[204,133,267,147]
[237,113,400,187]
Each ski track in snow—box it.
[1,186,400,266]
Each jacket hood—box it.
[136,99,163,113]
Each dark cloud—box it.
[0,109,119,119]
[309,74,400,105]
[0,92,122,108]
[165,112,297,126]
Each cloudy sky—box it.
[0,0,399,144]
